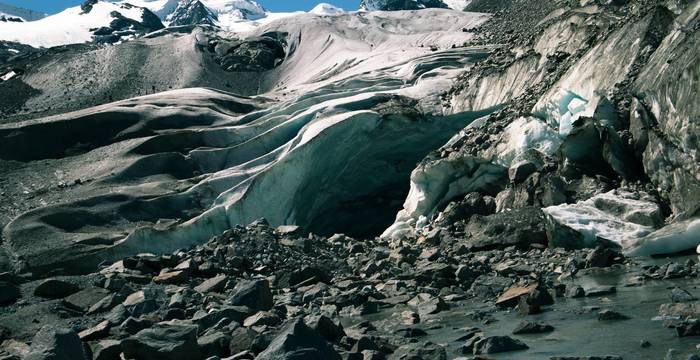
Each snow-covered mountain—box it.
[168,0,219,26]
[310,3,346,15]
[360,0,470,11]
[114,0,269,26]
[0,1,163,47]
[1,0,470,48]
[0,2,47,22]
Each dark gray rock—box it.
[585,286,616,297]
[566,285,585,298]
[436,192,496,226]
[122,324,201,360]
[512,320,554,334]
[194,306,253,330]
[62,286,111,312]
[473,336,528,354]
[462,207,548,251]
[598,309,630,321]
[78,320,110,341]
[676,319,700,337]
[243,311,281,327]
[25,326,89,360]
[229,327,257,354]
[276,266,331,288]
[119,317,153,335]
[255,318,341,360]
[194,274,228,294]
[197,331,231,358]
[304,315,345,342]
[34,279,80,299]
[585,247,621,268]
[670,288,697,303]
[92,340,121,360]
[390,342,447,360]
[509,160,538,183]
[228,279,273,311]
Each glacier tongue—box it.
[0,9,493,275]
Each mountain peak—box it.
[310,3,345,16]
[168,0,218,26]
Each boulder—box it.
[390,342,447,360]
[197,331,231,358]
[228,279,273,311]
[121,324,201,360]
[276,266,331,288]
[34,279,80,299]
[598,309,629,321]
[153,271,188,285]
[25,326,89,360]
[473,336,528,354]
[305,315,345,342]
[243,311,281,327]
[194,306,253,330]
[78,320,111,341]
[255,318,341,360]
[462,207,548,251]
[512,320,554,334]
[229,327,257,354]
[496,283,553,308]
[194,274,228,294]
[92,340,121,360]
[63,286,111,312]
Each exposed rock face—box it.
[0,15,22,22]
[92,5,165,44]
[632,3,700,219]
[209,32,287,72]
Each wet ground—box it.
[342,255,700,359]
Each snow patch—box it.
[627,219,700,257]
[382,155,506,239]
[442,0,472,11]
[1,70,16,81]
[543,189,663,250]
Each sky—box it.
[2,0,358,14]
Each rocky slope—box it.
[384,0,700,258]
[0,0,699,359]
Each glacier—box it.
[0,8,493,275]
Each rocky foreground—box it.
[1,220,700,359]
